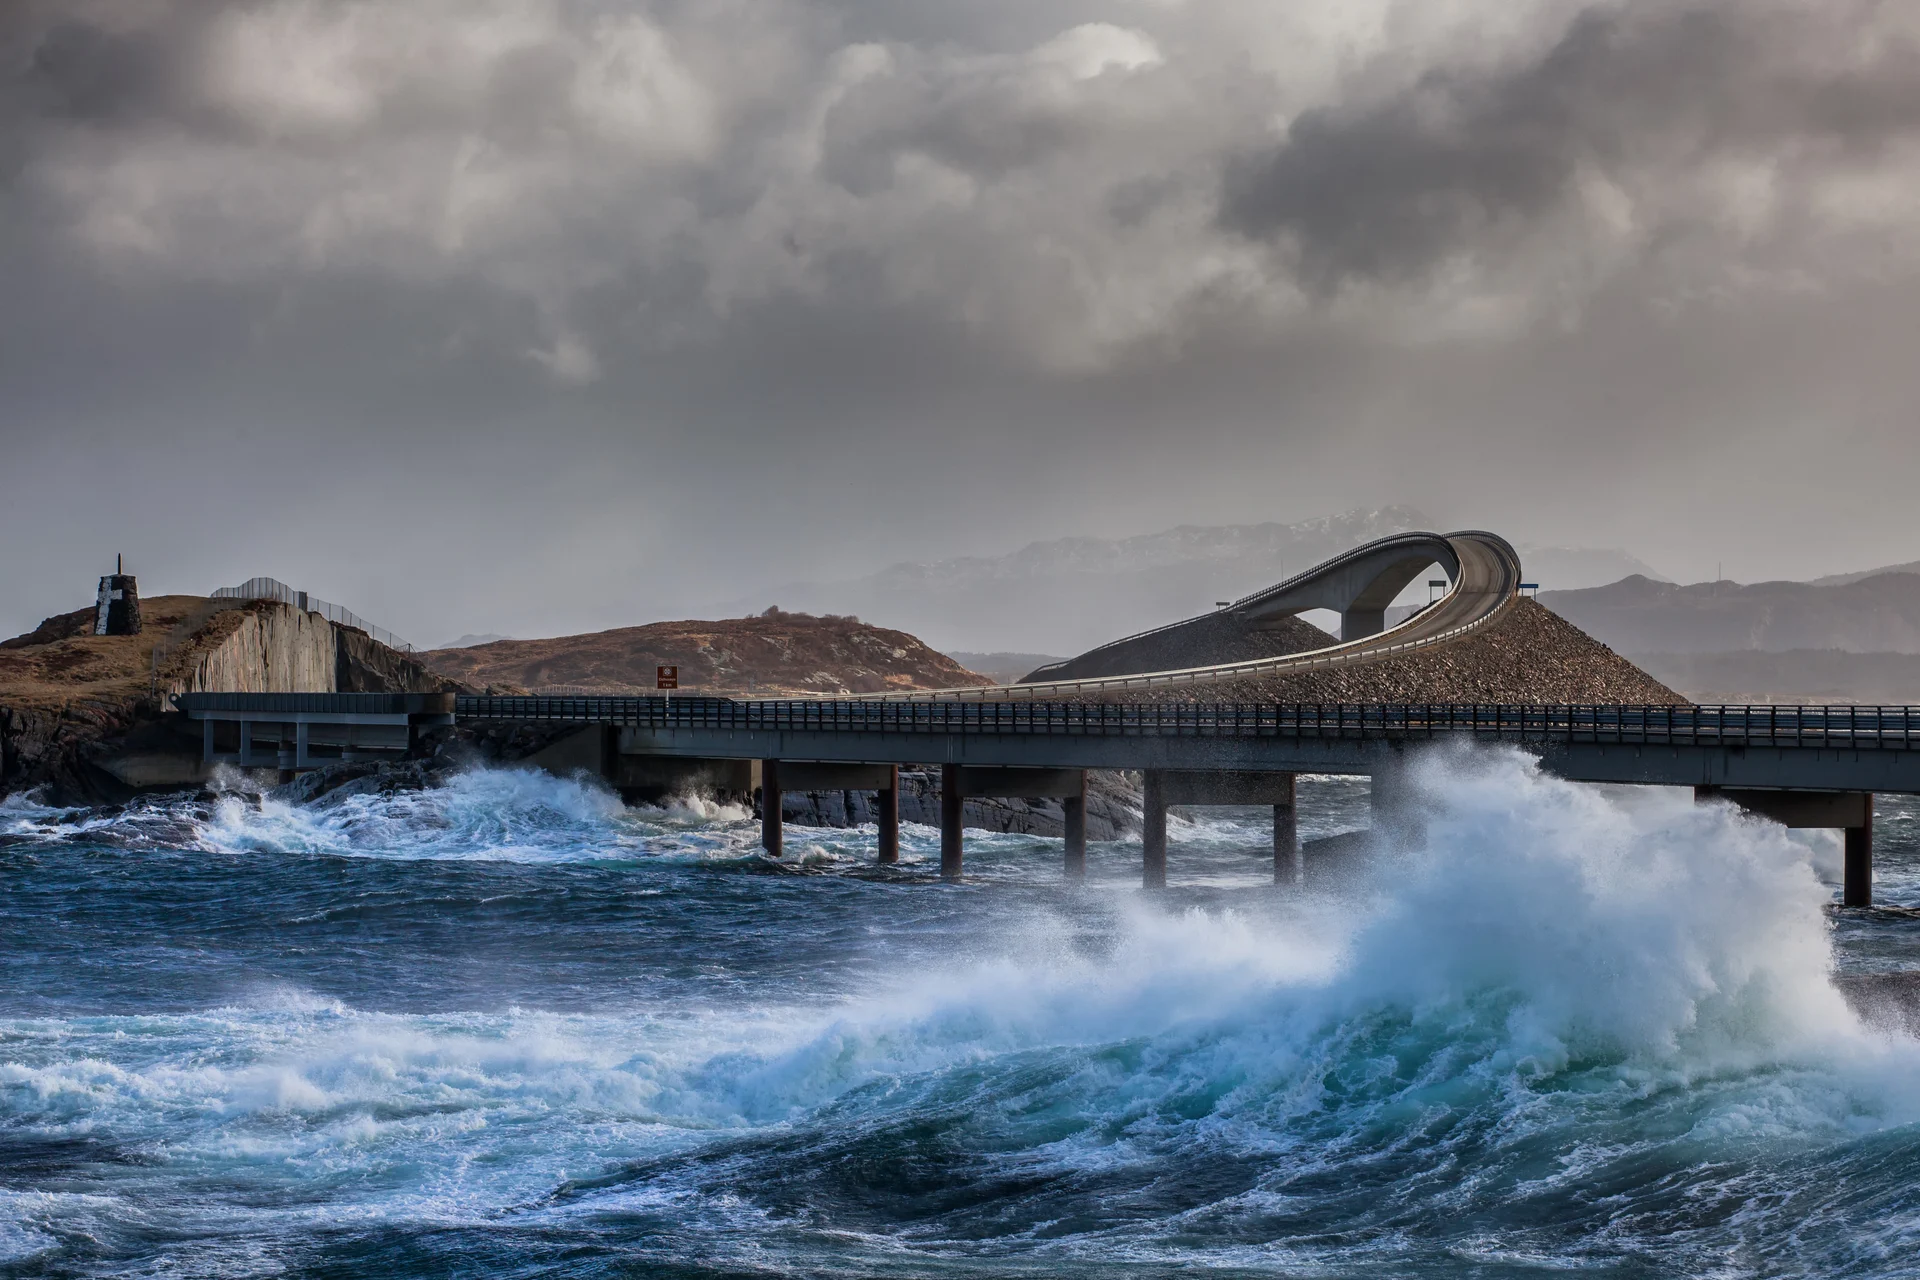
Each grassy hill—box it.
[418,609,988,697]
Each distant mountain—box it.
[944,652,1068,685]
[1811,560,1920,587]
[1539,573,1920,655]
[723,507,1662,654]
[1632,649,1920,705]
[1518,546,1668,590]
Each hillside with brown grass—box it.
[419,610,988,696]
[0,596,238,709]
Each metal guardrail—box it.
[180,692,455,716]
[453,697,1920,749]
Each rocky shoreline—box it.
[775,768,1142,839]
[274,732,1147,840]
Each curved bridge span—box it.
[887,529,1523,702]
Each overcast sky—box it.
[4,0,1920,645]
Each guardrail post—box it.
[876,765,900,865]
[1063,770,1088,881]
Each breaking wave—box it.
[3,749,1919,1275]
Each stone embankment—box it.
[1057,600,1688,705]
[1022,612,1332,683]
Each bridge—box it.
[179,692,1908,905]
[167,530,1902,906]
[892,529,1522,699]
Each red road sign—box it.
[656,665,678,690]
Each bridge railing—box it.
[452,698,1920,749]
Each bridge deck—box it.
[171,694,1920,793]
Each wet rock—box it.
[780,769,1142,838]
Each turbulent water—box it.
[5,750,1920,1278]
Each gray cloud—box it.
[1222,3,1920,289]
[3,0,1920,646]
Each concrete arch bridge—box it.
[895,529,1523,700]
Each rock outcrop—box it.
[1,597,460,803]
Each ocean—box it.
[4,749,1920,1277]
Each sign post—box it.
[657,665,678,711]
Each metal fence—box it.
[451,698,1920,749]
[212,577,415,652]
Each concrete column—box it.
[295,721,311,769]
[1142,769,1168,889]
[202,718,215,764]
[1063,770,1088,881]
[1371,762,1423,848]
[940,763,963,882]
[238,720,253,768]
[1275,807,1299,886]
[1845,801,1874,908]
[876,765,900,865]
[761,759,783,857]
[276,725,295,784]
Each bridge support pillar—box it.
[1846,805,1874,908]
[1064,772,1088,881]
[941,763,963,882]
[1142,770,1168,889]
[1275,779,1299,885]
[760,759,782,857]
[238,721,254,768]
[1371,762,1424,848]
[276,726,296,784]
[202,718,215,764]
[877,765,900,865]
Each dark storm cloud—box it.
[3,0,1920,646]
[1222,3,1920,287]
